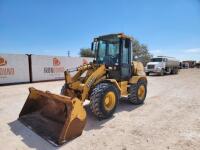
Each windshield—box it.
[96,40,119,65]
[151,58,163,62]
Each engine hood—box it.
[146,62,165,68]
[147,62,161,65]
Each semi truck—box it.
[145,56,179,76]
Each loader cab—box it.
[92,33,132,81]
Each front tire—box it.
[89,83,119,119]
[128,80,147,105]
[160,69,164,76]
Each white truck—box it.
[145,56,180,76]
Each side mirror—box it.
[91,42,94,51]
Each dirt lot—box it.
[0,69,200,150]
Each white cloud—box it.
[184,48,200,54]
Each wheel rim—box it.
[104,92,116,111]
[137,85,145,100]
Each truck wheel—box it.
[160,69,164,76]
[128,80,147,105]
[146,72,150,76]
[170,69,173,74]
[89,83,119,119]
[171,68,176,74]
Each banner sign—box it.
[0,54,30,84]
[31,55,93,82]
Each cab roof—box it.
[94,33,132,42]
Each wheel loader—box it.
[18,33,147,146]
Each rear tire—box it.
[146,72,150,76]
[171,68,176,74]
[171,68,179,74]
[128,80,147,105]
[175,68,179,74]
[89,83,119,120]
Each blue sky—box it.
[0,0,200,61]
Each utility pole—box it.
[67,50,70,57]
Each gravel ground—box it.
[0,69,200,150]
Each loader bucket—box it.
[18,87,87,146]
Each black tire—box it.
[171,68,176,74]
[146,72,150,76]
[128,80,147,105]
[170,69,173,74]
[160,69,164,76]
[89,83,119,119]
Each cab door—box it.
[120,38,132,80]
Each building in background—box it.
[195,61,200,68]
[182,60,196,68]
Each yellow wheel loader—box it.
[18,33,147,145]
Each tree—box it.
[132,38,152,65]
[80,48,94,57]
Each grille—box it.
[147,65,155,69]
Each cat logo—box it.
[0,57,7,66]
[53,58,61,66]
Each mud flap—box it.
[18,87,87,146]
